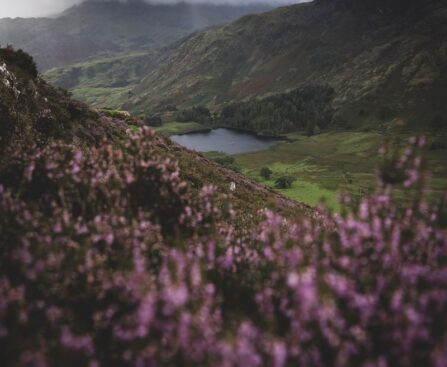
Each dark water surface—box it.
[171,128,278,154]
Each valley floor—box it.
[231,131,447,211]
[153,120,447,212]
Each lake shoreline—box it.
[156,120,301,142]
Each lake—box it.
[171,128,278,155]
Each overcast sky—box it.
[0,0,304,18]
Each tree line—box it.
[164,85,335,136]
[217,85,335,135]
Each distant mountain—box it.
[0,0,273,71]
[125,0,447,129]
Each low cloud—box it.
[0,0,305,19]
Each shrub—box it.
[275,175,294,189]
[260,167,273,180]
[213,155,241,173]
[214,155,235,166]
[127,124,139,133]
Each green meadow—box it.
[155,122,210,136]
[233,131,447,211]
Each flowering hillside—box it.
[0,125,446,366]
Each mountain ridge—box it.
[0,1,274,71]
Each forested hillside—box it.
[217,85,335,135]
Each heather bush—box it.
[35,109,58,134]
[0,130,446,366]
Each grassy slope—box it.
[125,0,447,130]
[155,122,210,136]
[233,131,380,210]
[70,87,132,109]
[44,51,161,109]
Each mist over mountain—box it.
[0,0,301,18]
[0,0,279,70]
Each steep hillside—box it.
[0,47,128,154]
[0,46,306,218]
[125,0,447,129]
[0,1,273,71]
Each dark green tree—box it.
[176,106,212,125]
[260,167,273,180]
[275,176,294,189]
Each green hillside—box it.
[125,0,447,130]
[43,51,164,109]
